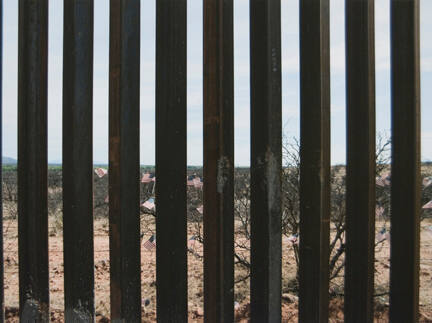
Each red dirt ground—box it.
[3,217,432,322]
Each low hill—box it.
[2,157,17,164]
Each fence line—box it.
[17,1,49,321]
[62,1,95,321]
[0,0,3,321]
[345,1,376,321]
[108,1,142,321]
[155,0,188,321]
[390,1,421,322]
[203,0,235,321]
[0,0,425,322]
[250,0,282,321]
[298,1,331,321]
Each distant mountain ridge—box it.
[3,156,17,164]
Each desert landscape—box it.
[2,216,432,322]
[2,161,432,322]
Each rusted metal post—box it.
[299,0,330,322]
[345,0,376,322]
[0,0,3,321]
[155,0,188,321]
[18,0,49,321]
[390,0,421,321]
[203,0,234,321]
[109,0,141,321]
[250,0,282,321]
[62,0,95,321]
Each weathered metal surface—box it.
[155,0,188,321]
[345,0,375,322]
[8,1,426,322]
[62,0,95,321]
[203,0,234,321]
[390,1,421,322]
[18,0,49,321]
[0,0,3,321]
[298,0,330,322]
[249,0,282,321]
[109,0,141,321]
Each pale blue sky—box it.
[2,0,432,166]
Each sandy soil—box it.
[3,216,432,322]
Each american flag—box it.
[196,205,203,214]
[376,172,391,187]
[95,167,108,178]
[375,177,386,187]
[288,233,299,245]
[143,235,156,251]
[188,235,197,249]
[193,176,203,189]
[187,175,195,186]
[376,227,389,242]
[141,173,151,183]
[381,172,391,185]
[142,298,151,307]
[142,198,155,210]
[423,177,432,187]
[423,200,432,209]
[375,206,384,218]
[142,173,156,183]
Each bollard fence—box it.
[0,0,422,322]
